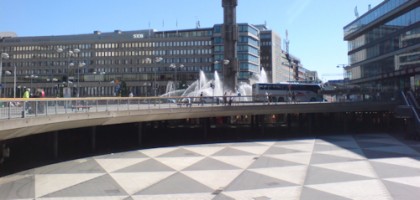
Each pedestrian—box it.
[292,91,296,103]
[266,92,270,105]
[23,89,30,99]
[200,92,204,106]
[223,92,227,106]
[129,91,134,97]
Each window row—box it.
[348,7,420,51]
[344,0,410,37]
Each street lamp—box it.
[46,78,58,97]
[169,63,184,90]
[5,65,16,98]
[214,59,230,91]
[0,52,10,97]
[145,57,163,96]
[77,62,86,97]
[57,48,80,97]
[25,75,38,96]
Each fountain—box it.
[160,68,269,101]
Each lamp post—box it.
[57,48,80,97]
[169,63,184,90]
[5,64,16,98]
[0,53,10,97]
[145,57,163,96]
[46,78,58,97]
[77,62,86,97]
[214,59,230,91]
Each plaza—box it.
[0,133,419,199]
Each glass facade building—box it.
[0,24,261,97]
[213,23,260,81]
[344,0,420,93]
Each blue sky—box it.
[0,0,383,81]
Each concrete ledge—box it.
[0,102,397,141]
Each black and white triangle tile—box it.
[0,133,419,199]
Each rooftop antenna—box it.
[354,6,359,18]
[196,20,201,29]
[176,19,179,36]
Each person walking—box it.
[200,92,204,106]
[23,89,30,99]
[223,92,227,106]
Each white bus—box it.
[252,82,322,102]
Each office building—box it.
[0,23,260,97]
[344,0,420,92]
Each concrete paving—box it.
[0,133,419,199]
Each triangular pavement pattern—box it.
[41,174,128,198]
[364,145,420,156]
[212,193,236,200]
[307,180,392,200]
[357,141,399,149]
[181,169,243,190]
[382,180,420,200]
[384,176,420,188]
[34,158,105,174]
[141,146,179,158]
[223,186,301,200]
[229,145,271,155]
[300,186,352,200]
[182,146,226,157]
[357,138,404,145]
[134,172,213,195]
[263,146,304,154]
[274,143,314,152]
[265,152,312,165]
[211,147,256,156]
[154,157,205,171]
[249,165,308,185]
[230,142,268,147]
[317,136,351,142]
[370,161,420,178]
[304,166,373,185]
[313,143,355,152]
[354,134,392,140]
[329,140,360,149]
[248,156,303,169]
[114,158,176,173]
[312,161,378,178]
[35,173,105,198]
[37,196,129,200]
[0,175,34,200]
[371,157,420,169]
[315,148,366,160]
[362,149,417,159]
[183,157,240,171]
[211,156,256,169]
[224,170,297,191]
[310,152,364,164]
[157,147,204,157]
[95,158,149,173]
[110,171,176,195]
[132,193,214,200]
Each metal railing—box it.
[0,94,395,120]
